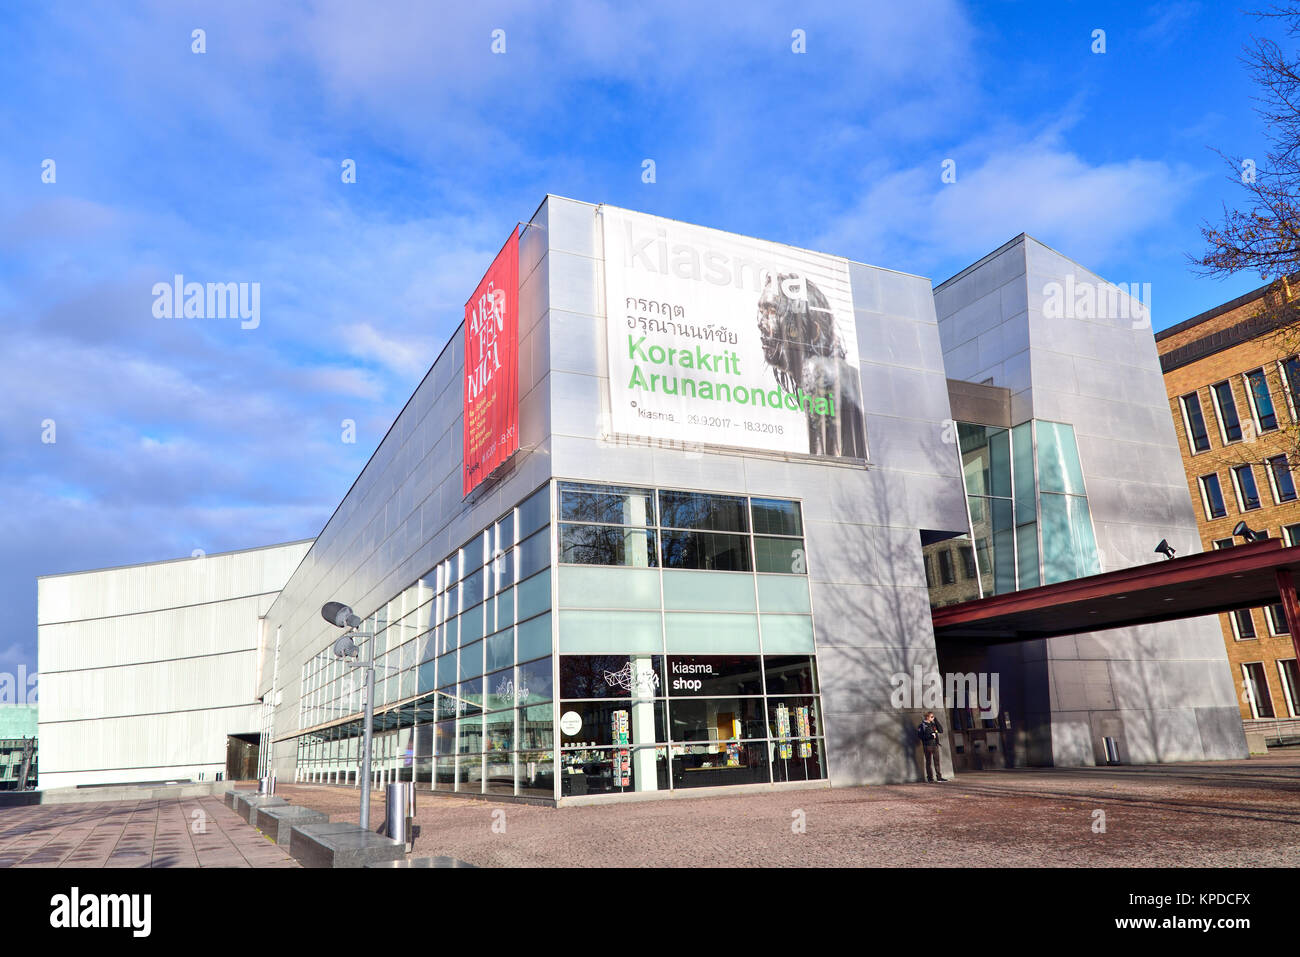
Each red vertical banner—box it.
[462,229,520,496]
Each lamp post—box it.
[321,601,377,831]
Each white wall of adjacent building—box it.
[36,540,311,788]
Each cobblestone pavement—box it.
[278,753,1300,867]
[0,796,298,868]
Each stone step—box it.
[289,822,405,869]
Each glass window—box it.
[1040,492,1100,585]
[668,696,766,742]
[1285,524,1300,548]
[559,609,660,654]
[938,550,956,585]
[517,569,550,620]
[519,705,554,750]
[1232,609,1257,640]
[485,752,516,795]
[763,655,819,695]
[661,530,752,571]
[518,751,554,796]
[517,612,552,660]
[1233,464,1262,510]
[1267,603,1290,636]
[1036,422,1087,495]
[1243,662,1275,718]
[561,744,669,796]
[516,656,555,706]
[1213,538,1235,550]
[759,614,815,653]
[557,699,666,746]
[664,612,760,653]
[750,498,803,537]
[484,629,513,673]
[459,640,483,680]
[558,482,656,525]
[1246,369,1279,432]
[560,524,658,566]
[559,566,661,609]
[665,655,763,696]
[1279,659,1300,717]
[658,490,750,532]
[1180,392,1211,453]
[670,741,769,788]
[1283,357,1300,414]
[754,536,807,574]
[518,527,550,580]
[560,655,664,699]
[1212,381,1243,442]
[958,424,1012,498]
[1200,474,1228,519]
[1269,455,1297,503]
[518,484,550,538]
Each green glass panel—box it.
[517,569,551,620]
[1041,493,1100,584]
[558,610,660,653]
[760,615,815,652]
[1016,522,1040,589]
[1012,421,1035,517]
[1037,421,1086,495]
[517,613,553,660]
[663,569,756,610]
[756,575,812,613]
[558,566,661,609]
[664,612,759,653]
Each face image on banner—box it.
[601,206,868,460]
[462,229,520,496]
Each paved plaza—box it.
[1,755,1296,868]
[280,753,1300,868]
[0,795,297,868]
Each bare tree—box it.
[1193,5,1300,470]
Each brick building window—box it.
[1212,380,1244,443]
[1245,368,1279,432]
[1268,455,1298,504]
[1231,464,1262,511]
[1200,473,1228,519]
[1242,662,1275,719]
[1180,392,1211,453]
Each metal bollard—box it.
[385,782,415,851]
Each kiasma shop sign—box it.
[602,206,868,461]
[463,229,521,496]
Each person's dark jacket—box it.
[917,717,944,746]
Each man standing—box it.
[917,711,947,783]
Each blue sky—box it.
[0,1,1286,677]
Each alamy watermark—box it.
[1042,275,1150,328]
[0,666,38,704]
[152,275,260,329]
[889,667,999,719]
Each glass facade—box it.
[295,482,555,797]
[556,482,824,795]
[950,419,1100,599]
[293,480,826,800]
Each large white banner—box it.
[602,206,868,459]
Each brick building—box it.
[1157,282,1300,744]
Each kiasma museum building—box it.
[37,195,1248,800]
